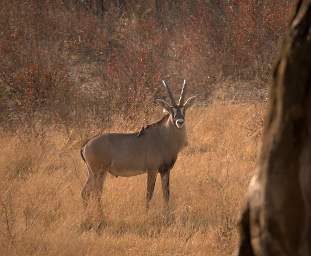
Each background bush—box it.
[0,0,292,130]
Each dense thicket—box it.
[0,0,292,129]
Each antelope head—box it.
[156,80,196,129]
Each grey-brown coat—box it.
[80,80,196,216]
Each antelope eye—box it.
[172,108,177,117]
[180,107,185,115]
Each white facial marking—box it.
[175,118,184,128]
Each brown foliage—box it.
[0,0,291,129]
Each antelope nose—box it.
[176,119,184,128]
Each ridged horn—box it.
[178,79,186,106]
[161,80,176,106]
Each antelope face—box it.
[171,106,185,129]
[156,79,196,129]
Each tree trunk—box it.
[238,1,311,255]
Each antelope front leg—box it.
[146,170,157,209]
[160,169,170,206]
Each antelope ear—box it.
[162,108,169,114]
[183,96,197,109]
[155,99,172,113]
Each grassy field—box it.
[0,101,265,256]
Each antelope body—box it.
[80,80,196,217]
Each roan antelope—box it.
[80,80,196,217]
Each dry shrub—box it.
[0,101,265,256]
[0,0,292,130]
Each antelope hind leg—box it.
[81,170,107,231]
[81,171,95,208]
[91,171,106,225]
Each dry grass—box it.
[0,101,265,256]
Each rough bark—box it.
[238,1,311,255]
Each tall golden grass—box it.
[0,102,265,256]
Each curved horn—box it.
[161,80,176,106]
[178,79,187,106]
[155,98,172,108]
[183,95,197,109]
[155,98,172,113]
